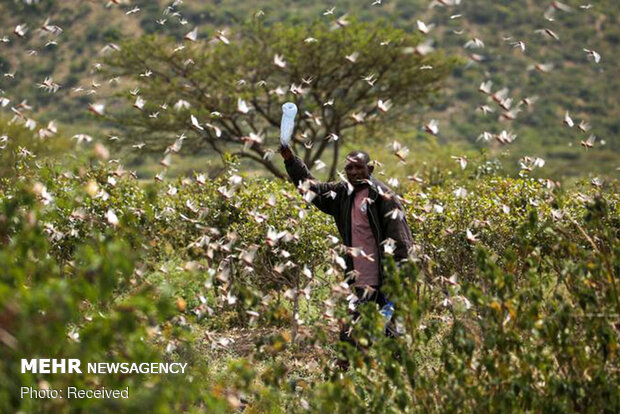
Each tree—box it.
[104,18,457,179]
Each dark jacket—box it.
[284,155,413,287]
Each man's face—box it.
[345,155,373,187]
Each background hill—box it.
[0,0,618,181]
[2,2,619,412]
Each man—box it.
[279,145,413,364]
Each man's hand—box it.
[279,145,294,161]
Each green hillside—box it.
[0,0,618,181]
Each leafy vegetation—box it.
[103,19,457,179]
[1,142,618,412]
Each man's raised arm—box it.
[279,146,340,216]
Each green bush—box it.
[1,152,618,412]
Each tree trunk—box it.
[328,140,340,181]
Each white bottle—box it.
[280,102,297,147]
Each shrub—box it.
[1,152,617,412]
